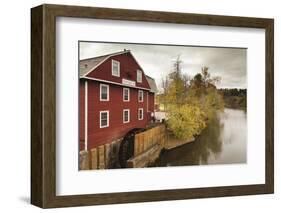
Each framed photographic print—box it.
[31,4,274,208]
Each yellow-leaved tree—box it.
[161,59,224,140]
[167,105,207,139]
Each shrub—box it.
[167,105,207,140]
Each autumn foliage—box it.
[159,58,224,140]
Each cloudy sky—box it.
[80,42,247,89]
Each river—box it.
[154,108,247,167]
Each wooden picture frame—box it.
[31,4,274,208]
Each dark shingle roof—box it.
[79,50,130,77]
[80,55,108,77]
[145,75,158,93]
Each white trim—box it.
[81,50,130,77]
[82,76,150,91]
[138,90,144,102]
[111,59,120,77]
[84,81,88,151]
[99,84,109,101]
[123,88,130,102]
[99,110,109,128]
[138,108,144,120]
[137,69,142,83]
[123,109,130,123]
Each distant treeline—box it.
[219,88,247,109]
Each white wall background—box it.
[0,0,279,212]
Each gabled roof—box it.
[80,55,108,77]
[79,50,131,77]
[80,50,158,92]
[145,75,158,93]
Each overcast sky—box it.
[80,42,247,89]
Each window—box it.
[123,109,130,123]
[112,60,120,77]
[138,108,144,120]
[138,90,143,102]
[100,84,109,101]
[123,88,130,102]
[137,70,142,83]
[100,111,109,128]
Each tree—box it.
[158,59,225,140]
[167,66,224,139]
[182,73,191,90]
[160,76,169,111]
[165,56,186,106]
[167,105,207,140]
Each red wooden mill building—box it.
[79,50,158,151]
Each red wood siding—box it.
[148,92,155,113]
[146,92,155,121]
[86,52,150,90]
[79,80,85,150]
[84,80,152,150]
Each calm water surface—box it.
[154,108,247,167]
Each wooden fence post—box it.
[79,150,90,170]
[90,148,98,170]
[98,145,105,169]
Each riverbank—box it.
[153,108,247,167]
[223,96,246,109]
[164,132,195,150]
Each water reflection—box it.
[154,108,247,167]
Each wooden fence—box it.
[79,145,106,170]
[134,124,166,157]
[80,125,167,170]
[80,141,119,170]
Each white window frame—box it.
[137,69,142,83]
[123,109,130,123]
[138,108,144,120]
[99,111,109,128]
[100,84,109,101]
[123,88,130,102]
[138,90,144,102]
[112,59,120,77]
